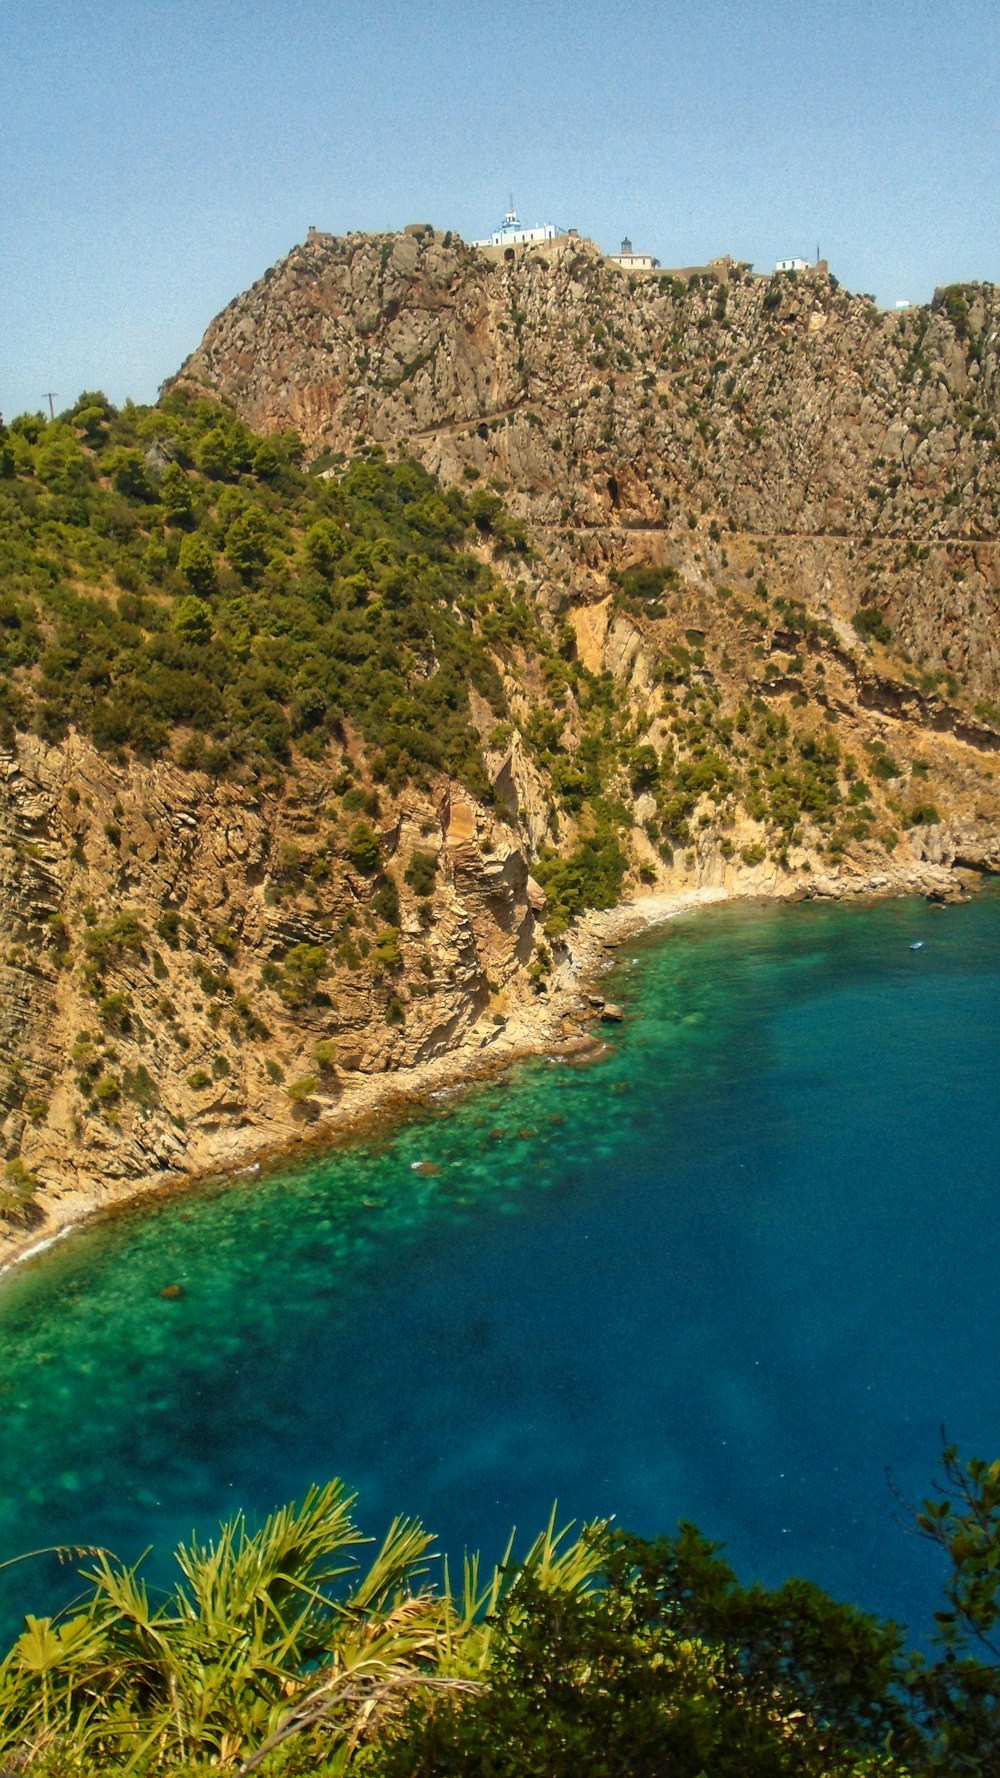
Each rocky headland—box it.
[3,227,1000,1262]
[175,226,1000,700]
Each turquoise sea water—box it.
[2,890,1000,1643]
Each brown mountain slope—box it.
[172,226,1000,698]
[0,727,560,1257]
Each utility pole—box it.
[43,393,58,421]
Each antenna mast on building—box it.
[43,393,58,420]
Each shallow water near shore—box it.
[2,889,1000,1641]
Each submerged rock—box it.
[563,1042,609,1068]
[926,883,969,904]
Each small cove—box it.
[2,890,999,1642]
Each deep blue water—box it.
[2,889,999,1642]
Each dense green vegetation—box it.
[0,393,651,926]
[3,1448,1000,1775]
[0,393,536,798]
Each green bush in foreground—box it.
[3,1449,1000,1775]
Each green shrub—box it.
[172,594,212,644]
[177,532,217,594]
[0,1157,39,1224]
[193,961,231,998]
[277,943,329,1008]
[534,825,629,935]
[404,850,438,897]
[346,820,380,873]
[371,873,400,925]
[97,992,130,1030]
[852,605,892,645]
[303,518,347,575]
[870,752,901,780]
[629,744,660,790]
[84,909,145,967]
[158,461,194,526]
[35,429,90,495]
[122,1064,157,1108]
[156,910,182,949]
[372,927,402,974]
[105,447,155,501]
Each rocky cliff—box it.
[3,231,1000,1257]
[174,227,1000,699]
[0,728,554,1255]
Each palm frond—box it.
[172,1479,364,1631]
[341,1514,436,1616]
[236,1667,482,1776]
[516,1504,610,1594]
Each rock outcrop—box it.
[0,732,541,1257]
[173,229,1000,698]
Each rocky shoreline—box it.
[0,857,980,1282]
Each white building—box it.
[471,206,557,249]
[608,236,660,271]
[775,256,809,273]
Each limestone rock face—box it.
[0,732,537,1248]
[174,230,1000,696]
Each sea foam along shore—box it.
[0,857,969,1281]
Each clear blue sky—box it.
[2,0,997,420]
